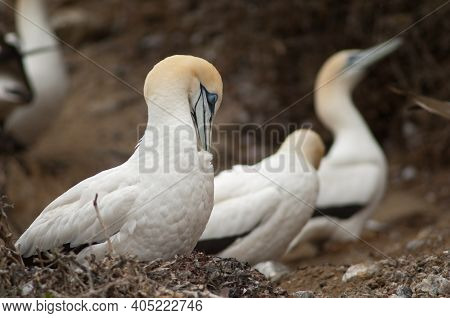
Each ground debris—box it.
[281,253,449,297]
[0,247,287,298]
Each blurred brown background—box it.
[0,0,449,236]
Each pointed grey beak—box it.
[191,84,218,152]
[349,38,403,69]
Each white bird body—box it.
[286,40,401,255]
[4,0,68,145]
[16,55,223,261]
[197,130,324,265]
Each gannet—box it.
[16,55,223,262]
[0,35,32,119]
[195,129,324,265]
[4,0,68,145]
[285,40,401,257]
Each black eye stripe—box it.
[199,84,218,112]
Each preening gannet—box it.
[195,129,324,265]
[286,39,402,256]
[16,55,223,261]
[4,0,68,145]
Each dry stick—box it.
[0,198,24,267]
[93,194,115,255]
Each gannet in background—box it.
[16,55,223,261]
[195,129,324,265]
[0,35,32,119]
[3,0,68,145]
[285,39,402,258]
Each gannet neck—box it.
[315,85,372,136]
[4,0,68,144]
[16,0,57,51]
[275,129,325,170]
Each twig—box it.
[93,194,115,255]
[0,198,24,267]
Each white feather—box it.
[199,131,321,265]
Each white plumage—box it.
[196,129,324,265]
[16,55,223,261]
[286,39,401,256]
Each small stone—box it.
[393,270,406,281]
[292,290,315,298]
[401,165,417,181]
[342,263,380,282]
[20,282,34,296]
[406,239,425,251]
[415,275,450,297]
[396,285,413,298]
[253,261,290,281]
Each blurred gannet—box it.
[286,39,402,257]
[4,0,68,145]
[195,129,324,265]
[0,35,32,119]
[16,55,223,261]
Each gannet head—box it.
[278,129,325,170]
[144,55,223,152]
[316,38,402,92]
[0,74,31,105]
[0,36,32,106]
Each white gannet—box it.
[0,35,32,119]
[195,129,324,265]
[4,0,68,145]
[16,55,223,261]
[285,40,402,257]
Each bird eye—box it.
[347,54,360,66]
[207,92,218,105]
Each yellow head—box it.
[143,55,223,151]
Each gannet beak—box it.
[191,84,218,152]
[1,84,32,103]
[349,38,402,69]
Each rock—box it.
[396,285,413,298]
[401,165,417,181]
[342,263,380,282]
[393,270,407,281]
[20,281,34,296]
[139,34,165,50]
[406,239,425,251]
[414,275,450,297]
[292,290,315,298]
[253,261,291,281]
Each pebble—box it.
[342,263,380,283]
[20,282,34,296]
[253,261,290,281]
[393,270,406,281]
[406,239,425,251]
[396,285,413,298]
[401,165,417,181]
[414,274,450,297]
[292,290,315,298]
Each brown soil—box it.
[0,0,449,297]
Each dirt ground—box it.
[0,0,448,297]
